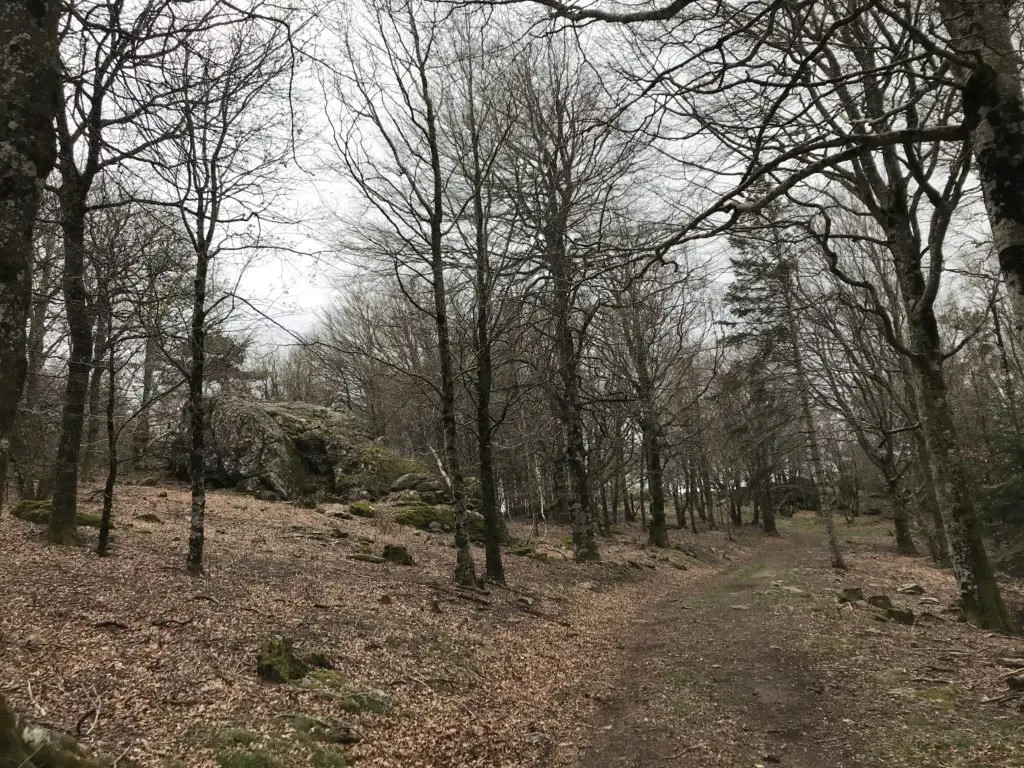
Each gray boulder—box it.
[172,396,427,502]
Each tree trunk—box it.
[887,476,917,556]
[938,0,1024,330]
[913,351,1011,630]
[82,311,108,480]
[97,340,116,556]
[0,0,59,513]
[785,263,846,569]
[187,246,209,575]
[473,212,503,585]
[49,188,94,545]
[131,334,157,468]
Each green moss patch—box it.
[335,690,392,715]
[13,499,108,529]
[285,715,360,745]
[256,636,313,683]
[208,727,260,750]
[217,749,283,768]
[393,504,454,531]
[302,669,348,690]
[348,500,375,518]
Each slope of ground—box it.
[573,513,1024,768]
[0,485,744,767]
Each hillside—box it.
[2,487,1023,767]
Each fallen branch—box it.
[27,680,46,717]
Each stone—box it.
[837,587,865,604]
[580,582,596,591]
[256,636,309,683]
[517,596,535,607]
[918,596,941,605]
[886,607,916,625]
[348,500,375,518]
[896,583,925,595]
[381,544,415,566]
[866,594,894,611]
[170,395,427,502]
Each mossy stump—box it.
[256,636,309,683]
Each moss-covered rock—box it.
[393,504,454,531]
[348,500,375,518]
[12,500,108,530]
[382,544,414,566]
[256,636,309,683]
[0,692,106,768]
[171,396,431,503]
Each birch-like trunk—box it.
[939,0,1024,329]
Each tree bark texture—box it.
[0,0,59,510]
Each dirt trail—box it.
[574,531,887,768]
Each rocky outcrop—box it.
[171,396,429,502]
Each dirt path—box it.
[572,526,1024,768]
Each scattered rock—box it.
[866,594,894,611]
[837,587,865,604]
[349,553,386,564]
[255,490,280,502]
[626,560,643,570]
[256,636,309,683]
[1006,674,1024,691]
[580,582,596,591]
[918,596,940,605]
[897,583,925,595]
[349,500,375,518]
[157,491,168,498]
[517,596,535,608]
[886,607,916,625]
[285,714,361,745]
[381,544,415,566]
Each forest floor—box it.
[1,486,1023,768]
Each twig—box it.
[93,620,130,631]
[112,747,131,767]
[74,685,102,738]
[27,681,46,717]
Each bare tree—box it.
[145,3,296,574]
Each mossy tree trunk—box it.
[0,0,59,512]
